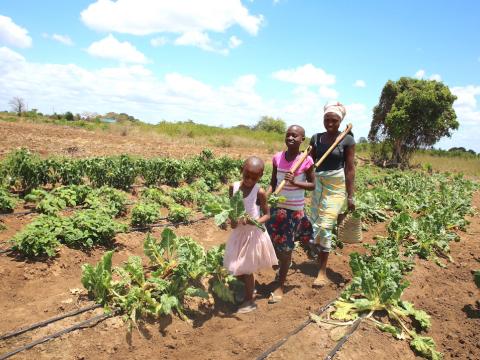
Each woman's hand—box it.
[284,172,295,185]
[347,197,356,212]
[230,219,238,229]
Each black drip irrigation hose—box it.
[128,215,211,233]
[0,210,35,218]
[255,298,338,360]
[324,314,366,360]
[0,303,101,341]
[0,313,111,360]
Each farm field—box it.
[0,121,479,360]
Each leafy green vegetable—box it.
[202,191,264,231]
[410,336,443,360]
[267,194,286,208]
[167,204,192,223]
[0,187,16,213]
[131,202,161,227]
[81,250,114,306]
[81,229,236,330]
[12,215,64,257]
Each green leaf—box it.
[214,210,230,226]
[185,287,209,299]
[410,336,443,360]
[377,323,405,340]
[212,279,235,303]
[400,301,431,330]
[473,270,480,288]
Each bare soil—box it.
[0,121,479,360]
[0,121,272,160]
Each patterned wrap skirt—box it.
[309,169,346,252]
[266,207,313,253]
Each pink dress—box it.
[223,182,278,276]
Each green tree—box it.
[253,116,286,134]
[368,77,458,167]
[64,111,74,121]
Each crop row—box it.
[0,148,242,192]
[319,170,477,359]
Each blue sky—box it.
[1,0,479,151]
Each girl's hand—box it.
[284,172,295,184]
[347,197,356,212]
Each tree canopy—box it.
[253,116,286,134]
[368,77,458,167]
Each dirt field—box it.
[0,121,273,160]
[0,121,479,360]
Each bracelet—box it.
[347,197,354,201]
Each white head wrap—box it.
[324,101,346,121]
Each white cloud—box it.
[414,69,425,79]
[86,34,149,64]
[318,86,338,99]
[174,31,227,55]
[80,0,263,36]
[150,36,168,47]
[353,79,366,88]
[52,34,74,46]
[272,64,335,87]
[415,69,442,82]
[437,85,480,152]
[0,15,32,48]
[451,85,480,124]
[0,47,392,148]
[0,46,270,127]
[228,36,242,49]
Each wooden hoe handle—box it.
[314,123,353,168]
[274,145,312,195]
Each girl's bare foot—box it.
[312,271,328,288]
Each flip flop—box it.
[268,292,283,304]
[236,301,257,314]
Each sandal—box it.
[268,292,283,304]
[236,301,257,314]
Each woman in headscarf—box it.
[309,101,356,287]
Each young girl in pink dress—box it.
[223,156,278,314]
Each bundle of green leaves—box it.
[202,191,264,231]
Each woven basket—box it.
[338,213,362,244]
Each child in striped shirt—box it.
[266,125,315,303]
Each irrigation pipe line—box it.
[255,298,338,360]
[0,303,101,341]
[0,313,111,360]
[324,314,366,360]
[128,215,211,233]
